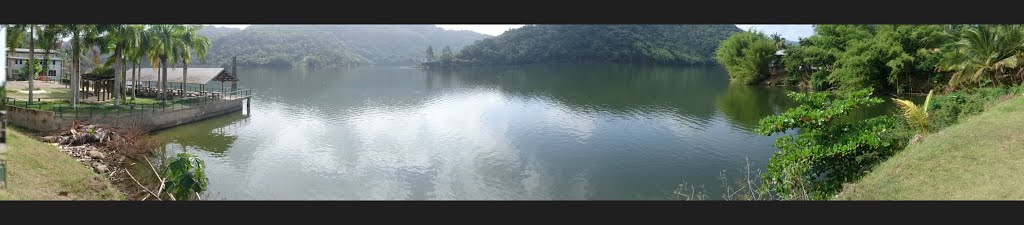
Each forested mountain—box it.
[204,26,369,69]
[277,25,491,64]
[452,25,742,66]
[197,25,242,41]
[202,25,491,68]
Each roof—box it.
[128,67,235,84]
[12,48,59,54]
[8,56,62,60]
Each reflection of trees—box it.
[714,85,798,131]
[433,63,733,122]
[152,113,247,155]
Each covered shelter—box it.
[80,74,116,102]
[127,67,239,98]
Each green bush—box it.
[757,88,902,199]
[928,86,1019,131]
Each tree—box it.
[5,25,27,82]
[175,25,211,95]
[770,33,786,50]
[126,25,150,101]
[163,152,208,200]
[146,25,186,105]
[756,88,900,199]
[28,25,36,104]
[425,46,436,62]
[938,25,1024,90]
[440,46,454,65]
[714,31,776,84]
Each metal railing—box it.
[3,89,254,119]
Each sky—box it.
[211,24,815,39]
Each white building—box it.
[6,48,62,81]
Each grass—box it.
[5,97,189,116]
[0,128,123,200]
[835,95,1024,200]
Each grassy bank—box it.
[836,95,1024,200]
[0,128,123,200]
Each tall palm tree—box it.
[176,25,211,95]
[146,25,185,105]
[37,25,65,94]
[61,24,92,109]
[96,24,142,107]
[126,25,149,101]
[939,25,1024,90]
[27,25,36,104]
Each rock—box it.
[909,134,925,145]
[87,150,106,159]
[92,163,109,174]
[83,133,100,143]
[41,136,60,143]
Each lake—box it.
[142,63,893,200]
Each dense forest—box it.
[712,24,1024,199]
[715,25,1013,95]
[201,25,491,68]
[444,25,741,66]
[204,26,369,69]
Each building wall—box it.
[7,58,61,80]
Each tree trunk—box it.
[183,62,188,96]
[28,25,35,104]
[161,56,168,105]
[72,31,80,109]
[132,63,137,100]
[113,44,123,107]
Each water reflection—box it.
[145,64,892,200]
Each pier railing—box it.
[3,89,254,119]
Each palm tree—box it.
[27,25,36,104]
[37,25,65,95]
[146,25,185,105]
[939,25,1024,90]
[175,25,211,95]
[126,25,149,101]
[770,33,786,50]
[61,24,93,109]
[96,24,142,107]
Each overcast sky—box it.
[212,24,815,39]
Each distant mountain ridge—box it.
[200,25,492,68]
[451,25,742,66]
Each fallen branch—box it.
[125,168,161,201]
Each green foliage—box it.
[163,153,208,201]
[928,86,1023,131]
[714,31,776,84]
[938,25,1024,90]
[205,26,369,69]
[756,88,901,199]
[783,25,952,94]
[892,90,934,133]
[456,25,740,66]
[203,25,489,66]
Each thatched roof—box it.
[128,67,235,84]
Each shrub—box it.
[757,88,902,199]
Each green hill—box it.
[453,25,742,66]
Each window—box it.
[49,70,56,76]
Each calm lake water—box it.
[143,63,893,200]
